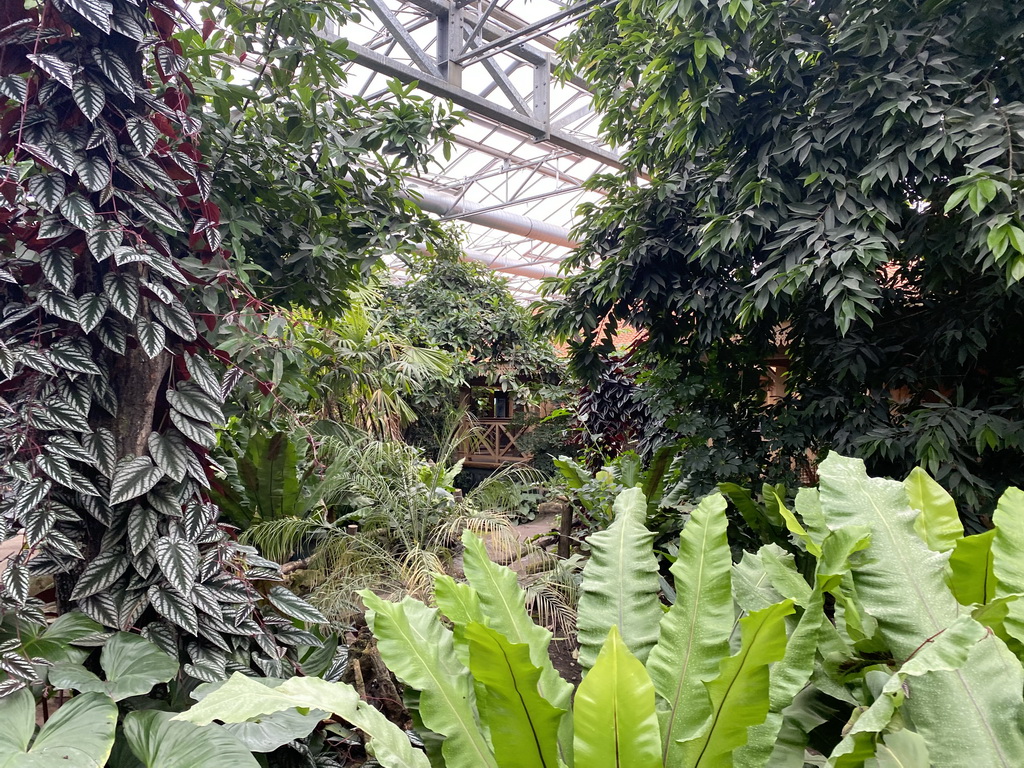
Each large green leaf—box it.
[904,467,962,553]
[573,626,661,768]
[0,689,116,767]
[434,573,487,666]
[50,632,177,701]
[577,487,662,670]
[178,673,429,768]
[948,529,996,607]
[460,531,572,710]
[123,710,258,768]
[645,492,732,766]
[992,488,1024,646]
[679,600,794,767]
[465,622,564,768]
[818,454,1024,767]
[360,591,498,768]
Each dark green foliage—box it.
[542,0,1024,516]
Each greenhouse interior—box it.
[1,0,1023,765]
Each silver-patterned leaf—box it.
[109,456,164,506]
[1,558,29,605]
[76,156,111,192]
[127,504,158,555]
[70,546,129,600]
[77,292,109,333]
[48,337,101,374]
[167,383,223,424]
[168,409,216,448]
[103,272,140,319]
[22,503,57,545]
[147,583,198,635]
[185,355,222,402]
[121,155,179,196]
[147,484,183,517]
[149,297,196,341]
[46,434,94,464]
[83,427,117,477]
[266,586,326,625]
[89,46,135,98]
[37,214,73,241]
[78,590,123,627]
[26,173,66,211]
[72,76,106,121]
[154,535,200,595]
[59,192,97,231]
[121,191,183,231]
[147,430,190,483]
[38,288,79,322]
[27,53,76,89]
[14,476,51,518]
[87,226,121,261]
[155,44,187,76]
[64,0,113,33]
[41,247,75,293]
[96,317,127,354]
[126,116,159,156]
[113,246,150,266]
[181,500,212,542]
[35,452,74,488]
[135,317,165,360]
[0,75,28,103]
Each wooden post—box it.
[558,503,573,559]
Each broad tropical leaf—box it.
[0,689,116,767]
[577,487,662,670]
[465,622,564,768]
[573,625,661,768]
[905,467,962,553]
[177,673,430,768]
[122,710,258,768]
[992,488,1024,646]
[818,454,1024,767]
[50,632,177,700]
[948,530,996,607]
[360,592,498,768]
[645,493,732,766]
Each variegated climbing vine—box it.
[0,0,324,694]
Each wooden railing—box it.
[457,419,532,467]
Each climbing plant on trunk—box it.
[0,0,323,693]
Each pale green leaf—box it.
[904,467,961,553]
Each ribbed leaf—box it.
[151,297,197,341]
[465,622,564,768]
[76,156,111,192]
[83,427,117,476]
[49,337,101,374]
[122,191,184,231]
[71,546,129,600]
[186,355,223,401]
[360,592,499,768]
[573,625,661,768]
[128,504,158,555]
[177,673,430,768]
[90,47,135,98]
[679,600,793,767]
[72,77,106,121]
[577,487,662,670]
[154,536,200,595]
[59,192,98,231]
[267,585,326,625]
[41,247,75,293]
[126,116,160,156]
[64,0,114,33]
[40,288,80,321]
[905,467,962,553]
[148,430,190,482]
[135,317,166,359]
[27,173,66,211]
[87,227,121,261]
[818,454,1024,767]
[167,384,223,424]
[992,488,1024,646]
[77,292,109,333]
[103,272,140,319]
[147,584,199,635]
[169,409,216,448]
[0,75,28,103]
[461,531,572,711]
[27,53,75,88]
[110,456,164,505]
[645,492,732,766]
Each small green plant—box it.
[180,454,1024,766]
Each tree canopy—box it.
[542,0,1024,515]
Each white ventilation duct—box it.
[404,185,579,249]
